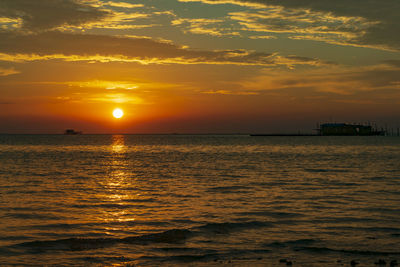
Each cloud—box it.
[51,92,144,104]
[0,66,19,76]
[0,0,110,32]
[0,31,329,67]
[249,35,276,39]
[68,2,175,31]
[74,11,153,30]
[239,63,400,100]
[178,0,265,9]
[229,8,375,47]
[1,0,398,50]
[0,0,161,33]
[202,89,259,95]
[0,17,22,30]
[172,18,240,37]
[179,0,400,50]
[67,80,139,90]
[87,93,144,104]
[383,60,400,68]
[102,1,144,9]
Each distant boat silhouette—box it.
[64,129,82,135]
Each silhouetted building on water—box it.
[318,123,385,136]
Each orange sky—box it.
[0,0,399,133]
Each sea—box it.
[0,134,399,266]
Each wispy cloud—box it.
[229,8,379,49]
[0,31,330,67]
[67,80,139,90]
[87,93,144,104]
[0,0,163,32]
[0,17,22,30]
[202,89,259,95]
[177,0,265,9]
[172,17,240,37]
[176,0,400,50]
[239,63,400,100]
[249,35,276,39]
[52,92,145,105]
[0,0,109,32]
[102,1,144,9]
[0,67,19,76]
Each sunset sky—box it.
[0,0,399,133]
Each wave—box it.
[124,198,158,203]
[70,203,149,209]
[304,168,349,173]
[265,239,318,248]
[124,229,192,244]
[11,229,192,253]
[4,212,62,220]
[137,248,271,264]
[195,221,272,234]
[6,220,271,253]
[78,256,134,264]
[206,185,250,193]
[309,217,377,224]
[263,238,400,256]
[324,226,400,233]
[236,210,304,219]
[139,254,216,263]
[249,181,289,187]
[296,246,400,256]
[13,220,174,232]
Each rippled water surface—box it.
[1,135,400,266]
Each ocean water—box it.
[0,134,400,266]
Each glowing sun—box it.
[113,108,124,119]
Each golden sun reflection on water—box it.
[107,135,127,193]
[112,134,126,154]
[100,135,136,225]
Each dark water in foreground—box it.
[0,135,400,266]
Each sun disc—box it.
[113,108,124,119]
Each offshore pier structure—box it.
[317,123,386,136]
[250,122,398,136]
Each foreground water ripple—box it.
[0,135,399,266]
